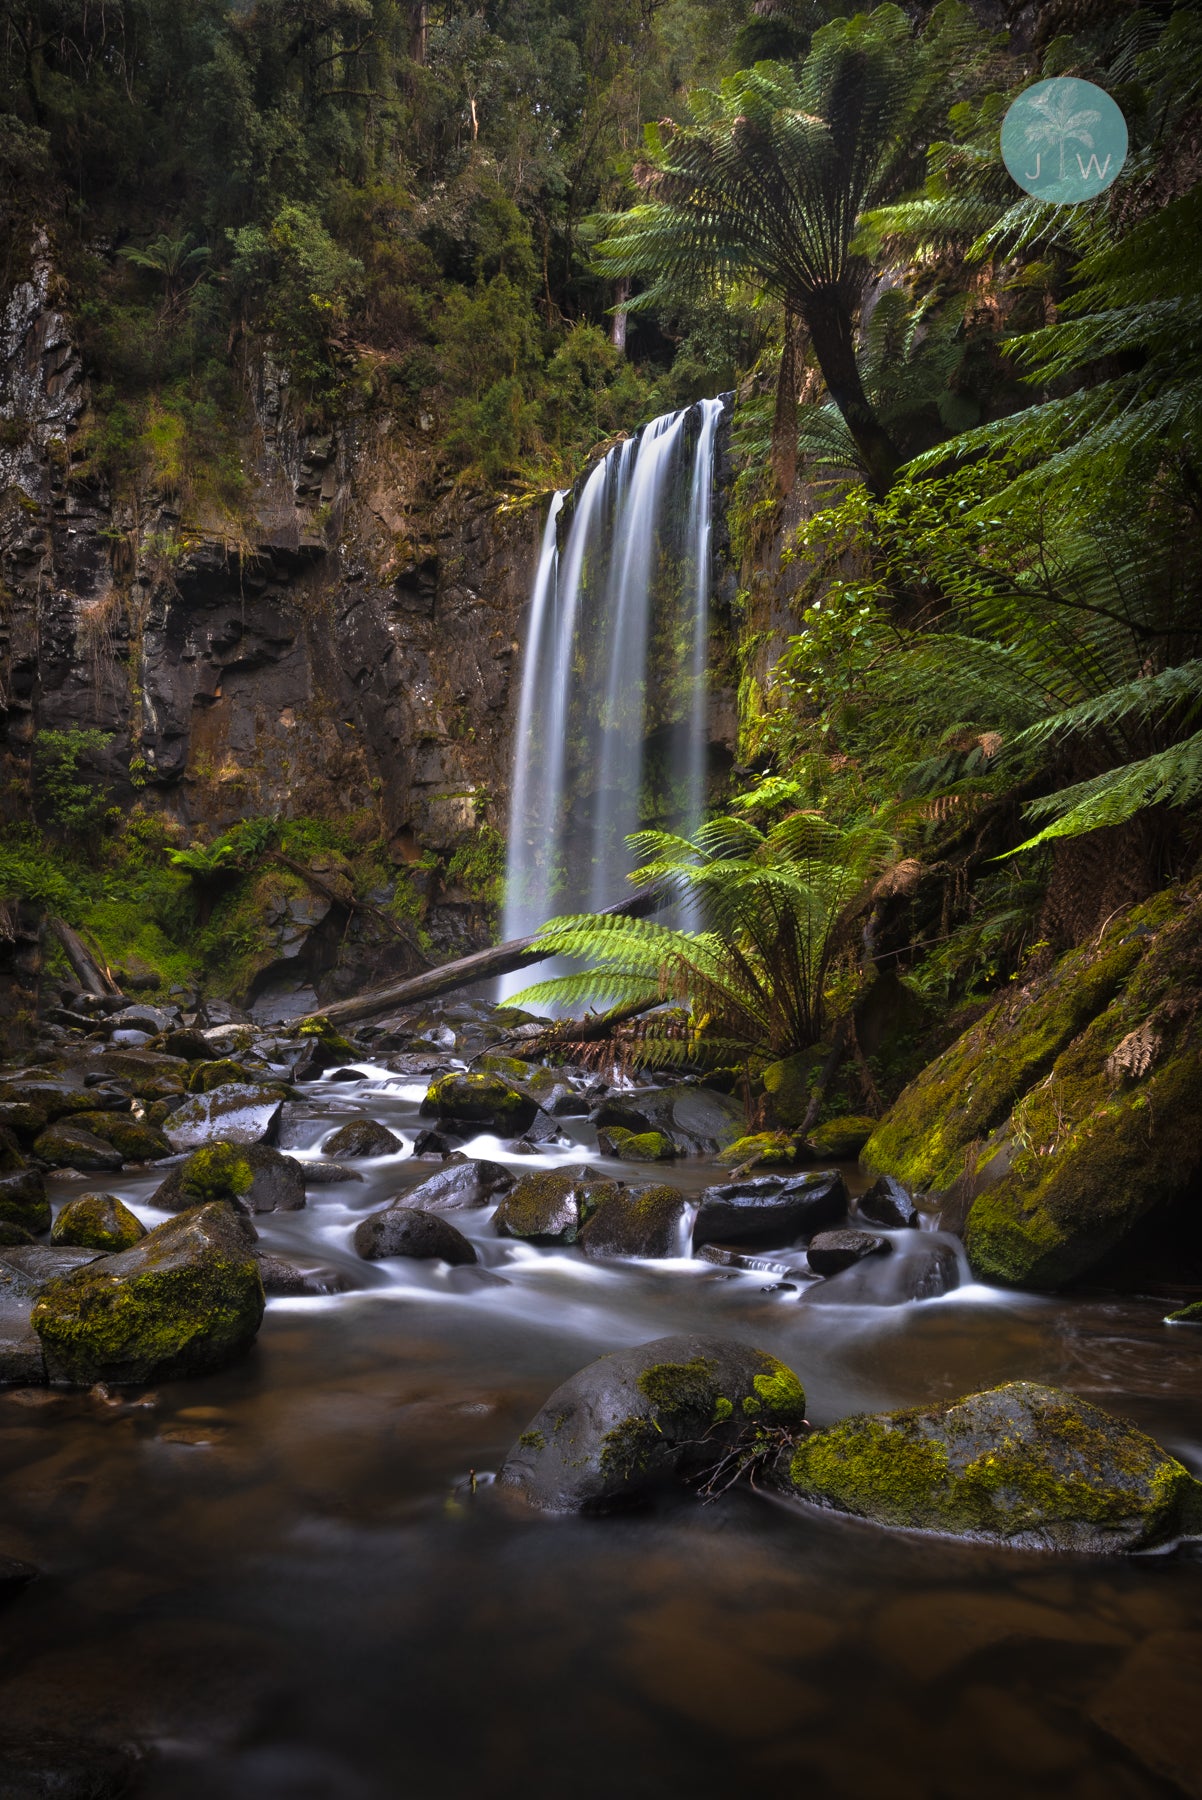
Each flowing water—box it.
[500,399,727,971]
[3,1062,1201,1798]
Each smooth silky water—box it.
[2,1064,1200,1798]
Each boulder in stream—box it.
[787,1381,1202,1553]
[30,1121,123,1172]
[1165,1300,1202,1325]
[320,1118,404,1158]
[693,1171,846,1249]
[163,1083,285,1151]
[399,1157,514,1210]
[0,1170,49,1236]
[595,1126,675,1162]
[858,1174,920,1229]
[807,1229,891,1276]
[579,1184,689,1260]
[354,1206,477,1264]
[421,1072,538,1134]
[594,1085,744,1155]
[52,1193,146,1252]
[805,1115,877,1159]
[32,1201,265,1385]
[499,1333,807,1513]
[67,1110,172,1161]
[492,1165,614,1245]
[152,1142,306,1214]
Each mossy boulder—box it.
[70,1111,171,1161]
[499,1333,808,1513]
[186,1058,252,1094]
[863,888,1202,1289]
[0,1101,49,1143]
[760,1050,825,1129]
[716,1132,802,1169]
[52,1193,146,1252]
[421,1072,538,1134]
[0,1081,99,1122]
[32,1201,265,1385]
[320,1118,403,1159]
[163,1084,286,1152]
[31,1121,123,1172]
[788,1381,1202,1553]
[1166,1300,1202,1325]
[476,1055,532,1081]
[806,1115,877,1160]
[152,1141,306,1214]
[596,1126,675,1162]
[492,1165,613,1244]
[579,1183,689,1260]
[0,1169,49,1235]
[353,1206,477,1264]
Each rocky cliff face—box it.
[0,235,541,967]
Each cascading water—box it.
[500,396,727,979]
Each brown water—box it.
[2,1064,1200,1798]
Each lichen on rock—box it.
[52,1193,146,1252]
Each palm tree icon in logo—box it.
[1022,80,1102,182]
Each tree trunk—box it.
[802,285,901,498]
[307,886,666,1028]
[408,1,427,66]
[48,918,122,997]
[610,278,630,354]
[771,308,804,496]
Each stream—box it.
[3,1059,1201,1798]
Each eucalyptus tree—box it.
[593,2,986,494]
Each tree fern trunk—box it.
[803,285,901,498]
[771,309,804,496]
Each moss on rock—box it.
[71,1111,171,1161]
[493,1166,612,1244]
[33,1200,265,1385]
[186,1058,250,1094]
[579,1183,688,1260]
[421,1072,537,1133]
[52,1193,146,1252]
[0,1169,49,1235]
[596,1126,675,1162]
[716,1133,802,1169]
[1165,1300,1202,1325]
[807,1115,876,1159]
[788,1380,1202,1553]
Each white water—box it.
[500,398,727,981]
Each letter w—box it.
[1076,152,1112,180]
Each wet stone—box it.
[153,1142,306,1214]
[492,1165,614,1245]
[580,1184,689,1260]
[859,1174,921,1230]
[254,1252,356,1297]
[51,1193,146,1252]
[164,1084,285,1151]
[353,1206,478,1265]
[807,1229,892,1276]
[693,1171,847,1249]
[398,1157,515,1210]
[30,1122,123,1172]
[321,1118,404,1159]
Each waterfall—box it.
[500,397,726,987]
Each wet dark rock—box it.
[596,1126,675,1162]
[580,1184,689,1260]
[30,1121,124,1172]
[805,1115,877,1159]
[68,1110,171,1161]
[86,1048,189,1083]
[0,1735,143,1798]
[0,1222,35,1247]
[499,1333,808,1514]
[693,1171,847,1248]
[0,1082,97,1122]
[254,1251,356,1296]
[164,1083,285,1151]
[0,1555,38,1599]
[694,1245,797,1277]
[0,1272,45,1384]
[492,1165,615,1245]
[153,1142,306,1214]
[398,1157,514,1210]
[0,1170,49,1235]
[807,1229,891,1276]
[51,1193,146,1252]
[859,1174,920,1230]
[1,1244,111,1291]
[411,1127,464,1156]
[301,1159,364,1185]
[0,1102,48,1142]
[354,1205,478,1264]
[788,1381,1202,1553]
[321,1118,404,1158]
[901,1241,962,1301]
[421,1071,538,1134]
[186,1057,256,1093]
[161,1029,213,1061]
[33,1201,265,1385]
[594,1085,744,1155]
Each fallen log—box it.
[306,886,665,1027]
[48,917,122,998]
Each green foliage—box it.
[444,824,506,908]
[512,796,897,1063]
[32,730,114,837]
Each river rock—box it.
[186,1057,255,1093]
[787,1381,1202,1552]
[30,1121,124,1172]
[398,1157,514,1210]
[806,1115,877,1159]
[32,1201,265,1385]
[68,1110,171,1161]
[155,1142,306,1215]
[807,1229,891,1276]
[596,1126,675,1162]
[595,1085,744,1155]
[1166,1300,1202,1325]
[161,1028,212,1061]
[0,1081,98,1122]
[858,1174,920,1229]
[0,1244,107,1289]
[498,1333,808,1513]
[693,1171,847,1248]
[164,1083,285,1151]
[421,1072,538,1134]
[0,1101,48,1143]
[0,1268,45,1384]
[320,1118,403,1158]
[51,1194,146,1252]
[353,1206,478,1264]
[492,1165,614,1244]
[254,1251,355,1297]
[579,1184,689,1260]
[301,1160,364,1185]
[0,1170,49,1235]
